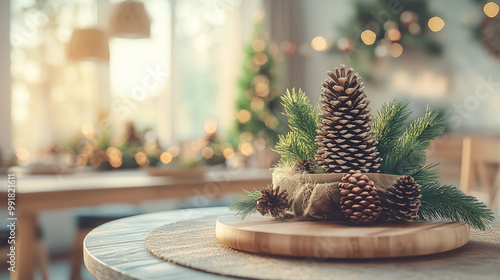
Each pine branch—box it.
[274,88,320,163]
[379,105,446,175]
[274,132,309,163]
[405,106,447,149]
[410,163,440,186]
[418,182,494,230]
[228,190,261,219]
[373,99,411,158]
[281,88,321,143]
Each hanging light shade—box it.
[109,0,150,39]
[66,28,110,62]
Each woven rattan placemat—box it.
[145,216,500,280]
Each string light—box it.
[337,38,355,53]
[240,143,254,157]
[408,23,421,34]
[223,147,235,159]
[106,147,122,168]
[81,122,95,137]
[167,146,179,157]
[484,2,499,18]
[386,28,401,41]
[390,43,403,57]
[252,39,266,52]
[361,30,376,45]
[239,132,253,142]
[428,17,445,32]
[237,109,252,123]
[250,97,265,111]
[160,151,173,164]
[204,120,218,134]
[201,147,214,159]
[255,83,270,97]
[253,53,268,66]
[311,36,328,51]
[134,151,148,166]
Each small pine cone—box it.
[383,175,422,221]
[339,170,382,225]
[256,186,289,218]
[292,159,315,174]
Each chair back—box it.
[460,137,500,210]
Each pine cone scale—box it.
[383,175,422,221]
[256,187,289,219]
[339,170,382,225]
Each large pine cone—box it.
[383,175,422,221]
[339,170,382,225]
[315,64,382,173]
[256,186,289,218]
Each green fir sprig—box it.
[373,99,492,229]
[373,99,411,158]
[374,100,447,181]
[274,88,321,164]
[228,189,261,218]
[418,182,494,230]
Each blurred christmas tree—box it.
[470,1,500,57]
[231,20,284,152]
[332,0,443,79]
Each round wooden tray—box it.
[216,214,470,259]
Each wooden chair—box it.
[0,226,49,280]
[71,204,141,280]
[460,137,500,212]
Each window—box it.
[9,0,246,163]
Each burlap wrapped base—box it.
[272,168,400,219]
[145,216,500,280]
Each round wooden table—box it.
[84,207,500,280]
[83,207,234,280]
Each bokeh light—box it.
[361,30,376,45]
[134,151,148,166]
[253,53,268,66]
[428,17,445,32]
[390,43,403,57]
[386,28,401,41]
[223,147,235,159]
[201,147,214,159]
[160,151,173,164]
[252,39,266,52]
[240,143,254,157]
[237,109,252,123]
[484,2,499,18]
[204,120,218,134]
[311,36,328,51]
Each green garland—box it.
[230,89,494,230]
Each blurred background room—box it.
[0,0,499,279]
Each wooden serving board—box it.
[216,214,470,259]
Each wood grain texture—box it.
[216,214,470,258]
[84,207,238,280]
[0,169,270,280]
